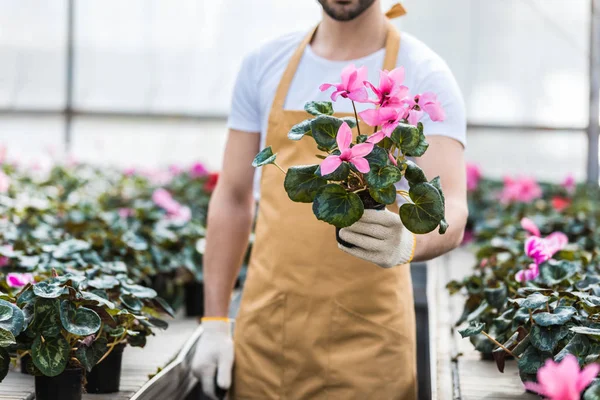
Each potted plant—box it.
[253,66,448,238]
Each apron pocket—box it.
[327,300,404,400]
[233,293,286,399]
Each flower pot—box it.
[85,343,126,394]
[35,368,83,400]
[185,280,205,317]
[20,354,31,374]
[335,190,386,248]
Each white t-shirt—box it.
[227,30,466,202]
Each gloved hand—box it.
[338,209,416,268]
[191,319,235,400]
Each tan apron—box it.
[232,22,417,400]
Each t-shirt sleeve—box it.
[227,51,261,133]
[415,60,466,147]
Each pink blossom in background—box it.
[466,164,482,191]
[524,354,599,400]
[499,176,542,204]
[515,263,540,282]
[525,236,552,266]
[167,205,191,223]
[462,229,474,245]
[415,92,446,122]
[152,189,191,223]
[521,217,541,237]
[0,171,10,193]
[320,122,374,175]
[520,218,568,256]
[0,245,14,267]
[140,168,172,186]
[189,162,208,178]
[319,64,369,102]
[118,208,134,219]
[561,174,576,195]
[6,273,34,288]
[365,67,409,108]
[168,164,184,176]
[123,167,136,177]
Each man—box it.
[192,1,467,399]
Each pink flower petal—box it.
[366,131,386,144]
[521,217,541,237]
[543,232,568,256]
[350,157,370,174]
[577,362,600,391]
[407,109,424,126]
[320,156,343,176]
[347,87,369,103]
[319,83,334,92]
[349,142,374,158]
[336,122,352,152]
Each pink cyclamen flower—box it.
[152,189,181,214]
[365,67,409,108]
[7,273,35,288]
[524,354,599,400]
[0,171,10,193]
[499,176,543,204]
[520,218,568,256]
[415,92,446,122]
[123,167,136,177]
[525,236,552,266]
[320,122,374,175]
[561,174,576,195]
[360,107,406,143]
[466,163,482,191]
[189,162,208,178]
[521,217,542,237]
[0,245,13,267]
[319,64,369,102]
[515,263,540,282]
[168,164,184,176]
[168,205,191,223]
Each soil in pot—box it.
[336,190,386,248]
[185,280,205,317]
[35,368,83,400]
[85,343,126,394]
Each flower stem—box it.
[273,162,287,175]
[351,101,361,136]
[481,331,519,359]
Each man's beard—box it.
[317,0,377,22]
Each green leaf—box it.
[31,298,61,338]
[59,301,101,336]
[570,326,600,338]
[339,117,357,128]
[52,239,91,259]
[16,286,35,306]
[79,291,115,309]
[403,161,427,185]
[311,115,344,150]
[0,327,15,347]
[288,120,312,141]
[304,101,334,116]
[0,299,24,336]
[399,182,444,234]
[484,283,507,309]
[429,176,448,234]
[584,382,600,400]
[518,346,549,375]
[530,324,570,352]
[33,280,66,299]
[312,184,364,228]
[284,165,328,203]
[87,275,119,290]
[0,348,9,383]
[520,292,549,310]
[252,147,277,167]
[152,297,176,318]
[101,261,127,273]
[390,123,420,154]
[145,317,169,330]
[121,295,143,312]
[458,321,484,338]
[120,281,158,299]
[555,334,590,364]
[364,146,388,168]
[32,334,70,377]
[540,260,578,285]
[369,185,397,205]
[404,127,429,157]
[75,337,108,372]
[533,306,576,326]
[364,165,403,189]
[0,303,13,322]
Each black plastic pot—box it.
[35,368,83,400]
[20,354,31,374]
[185,280,205,317]
[85,343,126,393]
[335,191,386,248]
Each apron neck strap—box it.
[271,21,401,111]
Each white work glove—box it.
[191,319,234,400]
[338,209,416,268]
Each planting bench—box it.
[429,248,538,399]
[0,317,202,400]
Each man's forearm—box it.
[411,198,468,262]
[203,188,254,317]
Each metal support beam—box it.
[64,0,75,152]
[587,0,600,184]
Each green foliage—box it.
[400,182,445,234]
[304,101,334,116]
[252,146,277,167]
[312,184,364,228]
[284,165,328,203]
